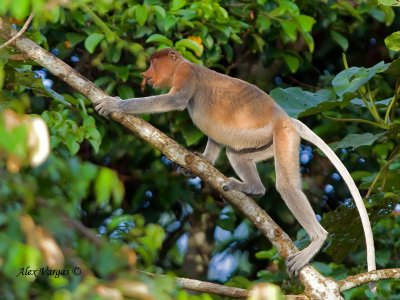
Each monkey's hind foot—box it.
[222,177,265,198]
[286,231,328,277]
[286,251,310,277]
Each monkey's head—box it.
[141,48,182,89]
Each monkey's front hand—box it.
[94,96,123,118]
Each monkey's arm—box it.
[94,90,191,118]
[202,138,221,165]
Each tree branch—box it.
[0,12,34,50]
[339,268,400,292]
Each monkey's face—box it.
[141,56,175,89]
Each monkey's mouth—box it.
[147,78,154,85]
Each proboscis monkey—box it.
[94,48,375,276]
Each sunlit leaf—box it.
[84,33,105,54]
[146,34,173,46]
[378,0,400,6]
[296,15,316,32]
[135,5,148,26]
[281,20,297,41]
[95,168,124,207]
[175,38,203,56]
[385,31,400,51]
[170,0,186,10]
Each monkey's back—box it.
[187,63,289,149]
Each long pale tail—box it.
[291,118,376,272]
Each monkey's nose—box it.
[141,72,148,78]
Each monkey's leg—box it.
[223,147,273,197]
[202,138,222,165]
[178,138,221,177]
[273,124,328,277]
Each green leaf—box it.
[216,6,229,23]
[296,15,316,32]
[271,87,338,118]
[11,0,29,20]
[170,0,186,10]
[175,39,203,56]
[380,5,395,26]
[152,5,166,18]
[162,15,177,31]
[256,14,272,33]
[84,33,104,54]
[83,116,102,153]
[331,30,349,52]
[203,35,214,49]
[135,4,148,26]
[66,33,85,47]
[146,34,173,46]
[281,20,297,41]
[302,31,314,52]
[330,133,384,151]
[230,33,242,44]
[65,135,80,154]
[283,53,300,73]
[217,216,236,231]
[95,168,124,206]
[278,0,300,14]
[107,45,122,63]
[385,31,400,51]
[369,7,385,23]
[378,0,400,6]
[384,57,400,76]
[332,61,389,97]
[255,249,276,259]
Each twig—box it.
[0,12,34,50]
[287,76,321,91]
[141,270,250,298]
[176,277,250,298]
[338,268,400,291]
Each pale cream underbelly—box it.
[196,121,274,150]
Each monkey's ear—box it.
[168,51,177,61]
